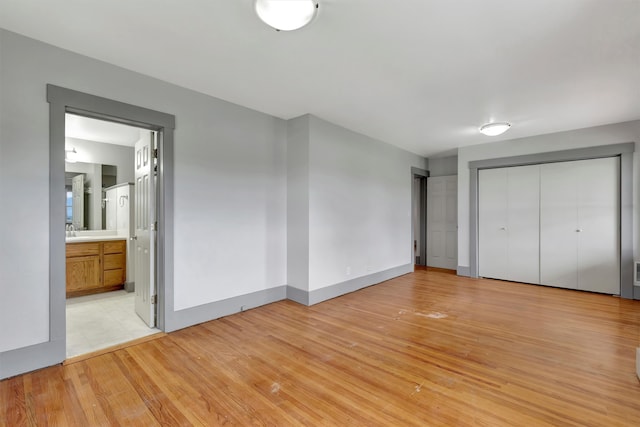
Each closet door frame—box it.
[468,142,635,299]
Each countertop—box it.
[66,235,128,243]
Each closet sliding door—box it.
[478,165,540,284]
[478,168,509,280]
[540,158,619,294]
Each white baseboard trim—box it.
[636,348,640,380]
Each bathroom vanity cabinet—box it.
[66,239,127,297]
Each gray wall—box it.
[286,115,311,293]
[0,29,428,377]
[307,116,427,290]
[428,155,458,177]
[0,29,287,356]
[65,137,135,183]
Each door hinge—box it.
[153,148,158,158]
[152,294,158,305]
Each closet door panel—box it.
[507,165,540,284]
[478,168,508,280]
[576,158,620,294]
[540,162,579,289]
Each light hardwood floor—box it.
[2,269,640,426]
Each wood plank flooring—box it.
[2,269,640,426]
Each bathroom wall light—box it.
[65,148,78,163]
[479,122,511,136]
[255,0,318,31]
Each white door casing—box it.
[134,131,156,327]
[427,175,457,270]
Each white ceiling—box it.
[2,0,639,157]
[66,114,141,146]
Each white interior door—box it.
[506,165,540,284]
[412,176,422,264]
[134,131,156,327]
[541,161,581,290]
[427,175,457,269]
[478,168,509,279]
[575,157,619,294]
[71,174,84,230]
[540,157,619,294]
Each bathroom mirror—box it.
[65,162,117,230]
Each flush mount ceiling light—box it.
[479,122,512,136]
[255,0,319,31]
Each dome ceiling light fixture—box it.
[255,0,319,31]
[479,122,512,136]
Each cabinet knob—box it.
[576,229,583,233]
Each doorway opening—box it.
[412,169,428,267]
[48,84,176,363]
[64,114,159,357]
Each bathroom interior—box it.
[65,113,158,358]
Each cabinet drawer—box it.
[104,269,125,286]
[104,240,126,254]
[104,253,125,270]
[66,242,100,257]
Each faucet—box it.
[67,224,76,237]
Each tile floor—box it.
[66,290,159,358]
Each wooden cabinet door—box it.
[66,255,101,293]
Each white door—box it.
[478,165,539,284]
[71,174,84,230]
[541,158,619,294]
[478,168,509,280]
[134,131,156,327]
[412,176,422,264]
[540,162,580,289]
[575,158,619,294]
[427,175,457,270]
[505,165,540,284]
